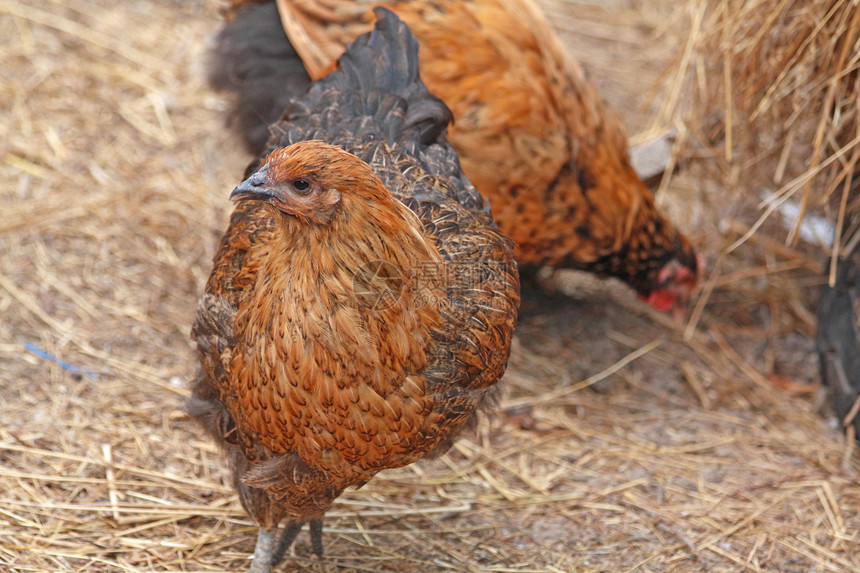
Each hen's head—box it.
[635,236,702,313]
[231,140,388,225]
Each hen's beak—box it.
[230,165,276,203]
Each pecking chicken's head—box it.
[636,237,702,314]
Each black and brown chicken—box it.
[189,9,519,572]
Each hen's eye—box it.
[292,179,311,193]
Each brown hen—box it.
[190,9,519,572]
[210,0,700,312]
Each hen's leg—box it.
[270,520,304,566]
[269,518,325,566]
[309,518,324,557]
[248,528,276,573]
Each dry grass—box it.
[1,0,858,571]
[663,0,860,270]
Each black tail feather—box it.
[207,1,311,154]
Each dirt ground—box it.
[1,0,857,572]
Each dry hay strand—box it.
[1,0,859,572]
[664,0,860,264]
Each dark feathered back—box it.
[334,8,453,147]
[260,8,488,213]
[267,9,452,157]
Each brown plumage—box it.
[191,10,518,572]
[210,0,701,312]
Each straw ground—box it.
[1,1,857,571]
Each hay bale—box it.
[669,0,859,257]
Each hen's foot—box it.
[270,518,325,567]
